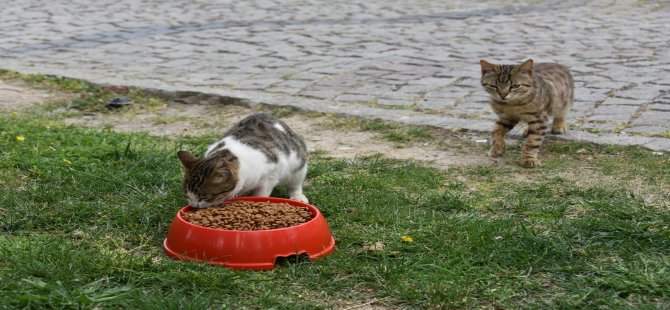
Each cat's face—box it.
[177,151,238,208]
[480,59,535,102]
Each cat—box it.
[479,59,574,167]
[177,112,309,208]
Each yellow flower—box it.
[401,236,414,243]
[16,135,25,142]
[63,159,72,166]
[12,112,17,116]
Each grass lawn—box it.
[1,74,670,309]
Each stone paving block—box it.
[381,91,421,101]
[614,87,662,101]
[652,77,670,86]
[625,126,670,135]
[582,133,656,147]
[592,105,639,115]
[377,98,413,107]
[347,84,395,96]
[383,73,423,81]
[396,84,433,93]
[439,87,472,99]
[580,122,620,132]
[449,102,490,115]
[569,65,600,74]
[272,79,313,90]
[298,90,340,100]
[601,97,648,106]
[422,91,466,104]
[643,138,670,152]
[418,98,455,110]
[289,72,328,81]
[468,93,490,103]
[335,94,377,103]
[407,77,457,86]
[586,113,631,122]
[266,87,302,95]
[571,101,596,112]
[586,81,632,90]
[648,103,670,111]
[573,88,609,102]
[632,111,670,127]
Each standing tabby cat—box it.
[480,59,573,167]
[177,113,309,208]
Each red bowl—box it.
[163,197,336,270]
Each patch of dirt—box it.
[63,102,493,168]
[0,79,78,111]
[1,79,493,168]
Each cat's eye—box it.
[483,84,497,89]
[510,84,521,89]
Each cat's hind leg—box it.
[551,117,567,134]
[520,113,549,168]
[551,100,572,134]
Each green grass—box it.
[2,112,670,309]
[2,70,670,308]
[326,117,438,146]
[0,69,97,93]
[0,69,166,113]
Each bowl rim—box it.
[176,196,322,232]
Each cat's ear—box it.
[480,60,498,74]
[214,158,231,171]
[516,59,534,73]
[177,151,199,171]
[214,159,236,180]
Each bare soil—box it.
[62,101,492,168]
[1,78,493,169]
[0,79,78,110]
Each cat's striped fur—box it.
[177,113,308,208]
[480,59,574,167]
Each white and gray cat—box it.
[177,113,309,208]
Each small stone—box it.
[105,96,134,108]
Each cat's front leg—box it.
[520,114,549,168]
[252,185,274,198]
[488,119,518,158]
[286,168,309,203]
[288,192,309,203]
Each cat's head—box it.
[177,151,239,208]
[480,59,535,102]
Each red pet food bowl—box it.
[163,197,336,270]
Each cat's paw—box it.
[520,158,541,168]
[551,119,567,134]
[551,126,566,134]
[488,148,504,158]
[290,194,309,204]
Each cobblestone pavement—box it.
[1,0,669,150]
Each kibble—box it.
[181,200,314,230]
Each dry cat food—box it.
[181,200,314,230]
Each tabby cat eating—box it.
[480,59,574,167]
[177,113,309,208]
